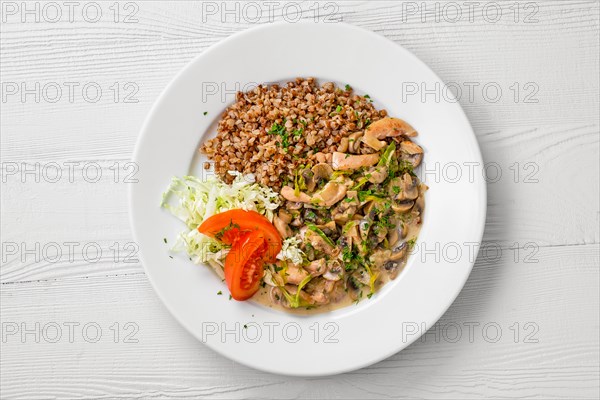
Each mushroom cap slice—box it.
[311,182,347,207]
[391,201,415,213]
[311,163,334,180]
[388,174,419,201]
[323,260,344,281]
[347,132,363,153]
[400,140,424,167]
[399,173,419,201]
[273,215,292,239]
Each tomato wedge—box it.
[198,209,282,261]
[224,230,267,301]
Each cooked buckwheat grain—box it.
[200,77,387,189]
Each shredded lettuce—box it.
[161,172,281,270]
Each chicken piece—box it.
[331,152,379,171]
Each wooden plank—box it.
[1,244,598,399]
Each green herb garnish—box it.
[307,223,335,247]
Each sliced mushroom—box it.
[384,247,407,280]
[400,140,424,167]
[281,186,311,203]
[372,225,388,244]
[304,278,334,305]
[273,216,292,238]
[387,174,417,201]
[369,249,392,268]
[278,209,293,224]
[303,208,319,223]
[388,228,400,247]
[358,218,372,242]
[337,137,349,153]
[305,258,327,277]
[400,173,419,200]
[346,274,363,301]
[311,182,347,207]
[364,199,386,220]
[285,201,303,210]
[302,168,316,192]
[399,221,409,239]
[353,269,371,286]
[323,259,344,281]
[307,163,334,194]
[362,118,417,150]
[414,183,427,214]
[311,163,333,180]
[290,214,304,227]
[315,220,337,234]
[383,260,401,279]
[347,132,363,153]
[332,190,359,225]
[391,241,408,261]
[341,220,360,249]
[391,200,415,213]
[308,290,328,305]
[269,286,288,307]
[331,152,379,171]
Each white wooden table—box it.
[1,1,599,398]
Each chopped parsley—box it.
[293,127,304,138]
[399,160,415,175]
[407,237,417,249]
[307,223,335,247]
[203,111,208,116]
[268,120,291,149]
[217,291,222,295]
[345,84,352,91]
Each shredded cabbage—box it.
[277,236,305,265]
[161,172,281,270]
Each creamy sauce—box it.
[251,220,423,315]
[252,286,356,315]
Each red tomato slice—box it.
[224,230,267,301]
[198,209,282,262]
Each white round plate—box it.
[130,22,486,376]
